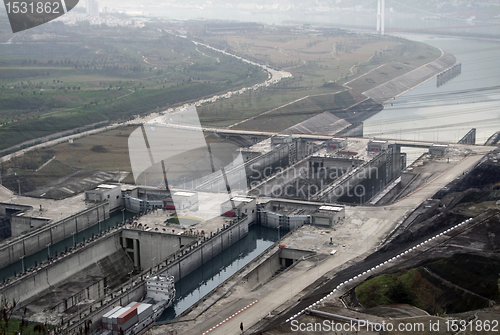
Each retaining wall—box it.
[159,213,254,282]
[0,232,120,304]
[51,278,106,313]
[0,202,109,269]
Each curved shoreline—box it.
[0,40,458,163]
[363,49,458,105]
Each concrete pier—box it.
[485,131,500,146]
[437,63,462,87]
[458,128,476,145]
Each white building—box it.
[220,196,256,217]
[85,184,122,210]
[165,191,198,211]
[86,0,99,16]
[311,205,345,227]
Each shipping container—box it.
[118,307,138,324]
[102,306,122,329]
[117,314,139,333]
[137,303,153,322]
[110,308,127,324]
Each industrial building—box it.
[429,144,448,156]
[85,184,122,211]
[367,139,389,152]
[310,205,346,227]
[221,196,256,217]
[326,137,347,150]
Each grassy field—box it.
[45,129,134,171]
[2,125,245,189]
[0,18,268,151]
[355,268,443,314]
[0,318,53,335]
[198,29,441,130]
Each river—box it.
[364,35,500,162]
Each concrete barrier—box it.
[0,202,109,269]
[51,278,106,313]
[160,214,253,282]
[0,232,120,304]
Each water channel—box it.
[0,209,136,282]
[158,224,283,323]
[364,35,500,162]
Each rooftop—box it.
[95,184,119,190]
[0,192,90,223]
[231,196,253,203]
[173,191,196,197]
[317,205,344,212]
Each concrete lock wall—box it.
[244,250,281,288]
[161,214,253,283]
[197,144,291,192]
[279,248,315,261]
[249,159,309,197]
[120,230,197,270]
[317,152,387,203]
[0,203,31,216]
[11,216,51,236]
[246,145,290,185]
[0,233,121,304]
[266,200,320,213]
[244,248,315,288]
[259,211,309,230]
[51,278,106,313]
[0,202,109,270]
[67,280,146,334]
